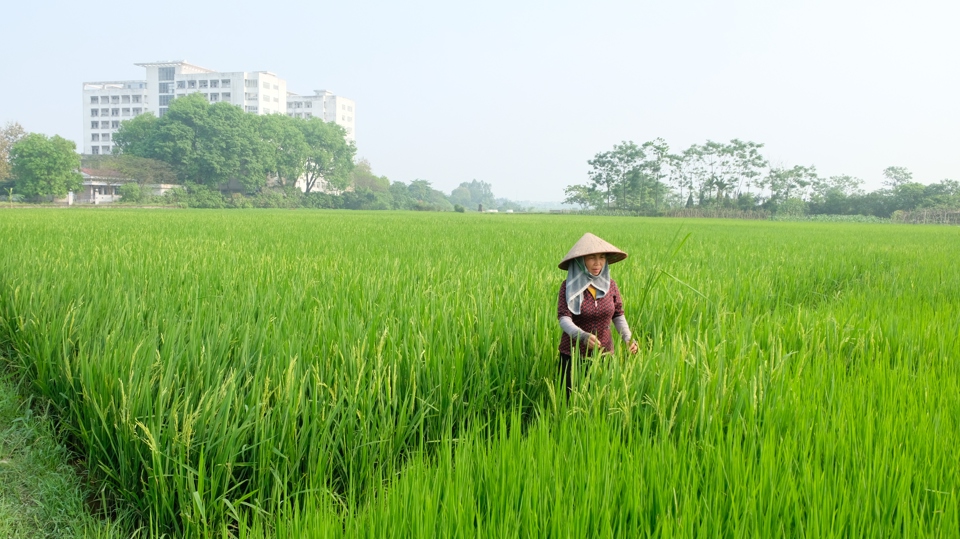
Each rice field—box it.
[0,209,957,538]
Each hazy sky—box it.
[3,0,958,201]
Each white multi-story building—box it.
[286,90,356,141]
[82,61,354,155]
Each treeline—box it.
[566,139,960,218]
[114,93,354,193]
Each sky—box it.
[3,0,959,202]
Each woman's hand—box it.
[585,334,601,350]
[628,340,639,354]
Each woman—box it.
[557,232,639,395]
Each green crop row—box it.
[0,210,957,538]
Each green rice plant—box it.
[0,211,957,537]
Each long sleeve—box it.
[612,315,632,343]
[559,316,588,342]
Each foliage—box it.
[299,119,356,194]
[117,182,142,203]
[0,121,27,185]
[570,138,960,218]
[114,94,355,195]
[448,179,495,210]
[9,133,82,199]
[350,159,390,193]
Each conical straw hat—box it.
[558,232,628,270]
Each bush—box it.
[117,183,142,203]
[454,204,465,213]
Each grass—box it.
[0,210,957,537]
[0,373,132,538]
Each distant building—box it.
[82,60,355,156]
[285,90,355,140]
[75,167,179,205]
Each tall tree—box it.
[350,158,390,192]
[298,118,356,194]
[727,139,767,197]
[882,166,913,188]
[0,122,27,184]
[809,175,864,214]
[587,141,645,209]
[257,114,308,187]
[10,133,82,199]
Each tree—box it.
[298,118,356,194]
[115,94,269,191]
[10,133,82,199]
[449,179,495,210]
[727,139,767,198]
[761,165,817,206]
[113,113,158,158]
[407,179,452,211]
[257,114,308,187]
[809,175,864,214]
[0,122,27,185]
[882,166,912,188]
[389,181,413,209]
[586,141,645,209]
[350,158,390,192]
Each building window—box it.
[221,92,230,100]
[91,109,99,117]
[111,108,119,116]
[210,93,219,102]
[177,81,185,89]
[245,79,256,88]
[132,108,142,115]
[91,121,99,128]
[221,79,230,87]
[102,145,111,153]
[90,96,99,104]
[111,96,120,104]
[246,106,258,113]
[92,146,100,155]
[187,80,196,89]
[210,80,219,88]
[199,80,208,88]
[159,82,173,93]
[122,95,131,103]
[159,95,173,106]
[111,121,120,128]
[159,107,167,117]
[305,112,312,118]
[132,95,141,103]
[305,102,311,108]
[158,67,175,81]
[348,106,353,112]
[102,133,110,141]
[101,108,109,116]
[91,134,100,141]
[262,82,269,89]
[122,108,131,116]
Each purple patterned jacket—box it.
[557,279,624,356]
